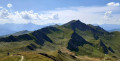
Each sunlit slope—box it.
[0,20,120,61]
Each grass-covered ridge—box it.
[0,20,120,61]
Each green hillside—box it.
[0,20,119,61]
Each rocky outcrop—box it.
[99,40,108,54]
[0,27,60,45]
[67,32,93,51]
[64,20,108,40]
[99,40,115,54]
[108,47,115,53]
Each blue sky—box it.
[0,0,120,36]
[0,0,120,11]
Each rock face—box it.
[67,32,92,51]
[31,27,59,45]
[26,44,37,50]
[108,47,115,53]
[64,20,108,40]
[64,20,91,31]
[99,40,109,54]
[0,34,33,42]
[99,40,115,54]
[32,29,53,45]
[0,26,60,45]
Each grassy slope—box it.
[0,20,120,61]
[0,52,54,61]
[105,31,120,57]
[75,28,120,61]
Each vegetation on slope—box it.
[0,20,119,61]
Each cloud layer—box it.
[0,2,120,25]
[104,11,112,19]
[0,8,59,25]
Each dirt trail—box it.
[20,56,24,61]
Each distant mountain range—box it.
[0,23,120,36]
[108,29,120,32]
[0,30,31,38]
[0,23,48,36]
[99,24,120,32]
[0,20,120,61]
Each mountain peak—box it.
[63,20,89,31]
[63,20,84,27]
[65,20,82,25]
[69,20,79,22]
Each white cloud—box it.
[0,6,3,8]
[18,10,39,20]
[39,13,59,20]
[46,6,120,24]
[0,8,9,19]
[7,3,13,8]
[104,11,112,19]
[0,8,59,25]
[12,10,59,21]
[0,5,120,25]
[107,2,120,7]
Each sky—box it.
[0,0,120,25]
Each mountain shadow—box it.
[64,20,108,40]
[99,40,115,54]
[67,32,93,51]
[0,26,60,45]
[99,40,109,54]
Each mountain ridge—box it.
[0,20,119,61]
